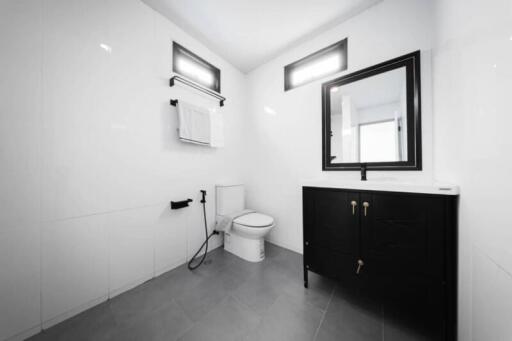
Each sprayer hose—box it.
[187,200,217,270]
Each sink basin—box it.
[302,180,459,195]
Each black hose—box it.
[187,194,218,270]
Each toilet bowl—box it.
[216,185,275,262]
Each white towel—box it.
[215,209,255,233]
[177,101,224,147]
[177,101,211,145]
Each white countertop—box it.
[302,180,460,195]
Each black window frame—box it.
[172,41,221,93]
[284,38,348,91]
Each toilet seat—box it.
[231,212,275,241]
[233,212,274,228]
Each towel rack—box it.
[169,75,226,107]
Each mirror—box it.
[322,51,421,171]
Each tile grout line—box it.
[40,201,169,224]
[172,298,195,341]
[313,285,336,341]
[39,0,45,332]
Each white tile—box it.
[154,203,187,274]
[102,0,162,211]
[0,1,43,339]
[107,206,156,295]
[41,0,112,221]
[433,0,512,337]
[41,215,108,322]
[472,248,512,341]
[0,224,41,341]
[0,0,42,227]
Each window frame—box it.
[322,50,422,171]
[172,41,221,93]
[284,38,348,91]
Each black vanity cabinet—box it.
[303,186,457,341]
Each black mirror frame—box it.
[322,50,422,171]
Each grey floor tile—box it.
[28,302,118,341]
[232,262,293,315]
[382,304,436,341]
[176,267,246,321]
[178,296,261,341]
[382,322,431,341]
[111,299,193,341]
[227,253,270,280]
[316,285,383,341]
[26,243,400,341]
[281,271,335,311]
[184,249,232,278]
[109,280,174,323]
[155,264,207,297]
[264,242,286,260]
[243,293,325,341]
[269,245,304,279]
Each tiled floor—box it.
[27,243,422,341]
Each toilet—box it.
[216,184,275,262]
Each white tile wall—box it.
[472,247,512,340]
[0,1,43,339]
[41,215,109,325]
[154,203,188,275]
[41,0,112,221]
[244,0,435,253]
[433,0,512,339]
[108,207,156,296]
[0,0,246,339]
[0,224,41,340]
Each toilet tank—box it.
[216,184,245,215]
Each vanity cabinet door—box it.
[359,192,446,279]
[303,188,360,279]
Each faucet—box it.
[360,164,367,181]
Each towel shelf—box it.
[170,199,193,209]
[169,75,226,107]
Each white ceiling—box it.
[142,0,381,73]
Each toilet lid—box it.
[234,213,274,228]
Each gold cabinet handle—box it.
[356,259,364,274]
[351,200,357,215]
[363,202,370,216]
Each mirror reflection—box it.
[329,67,407,163]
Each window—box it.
[359,120,399,163]
[284,38,347,91]
[173,42,221,93]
